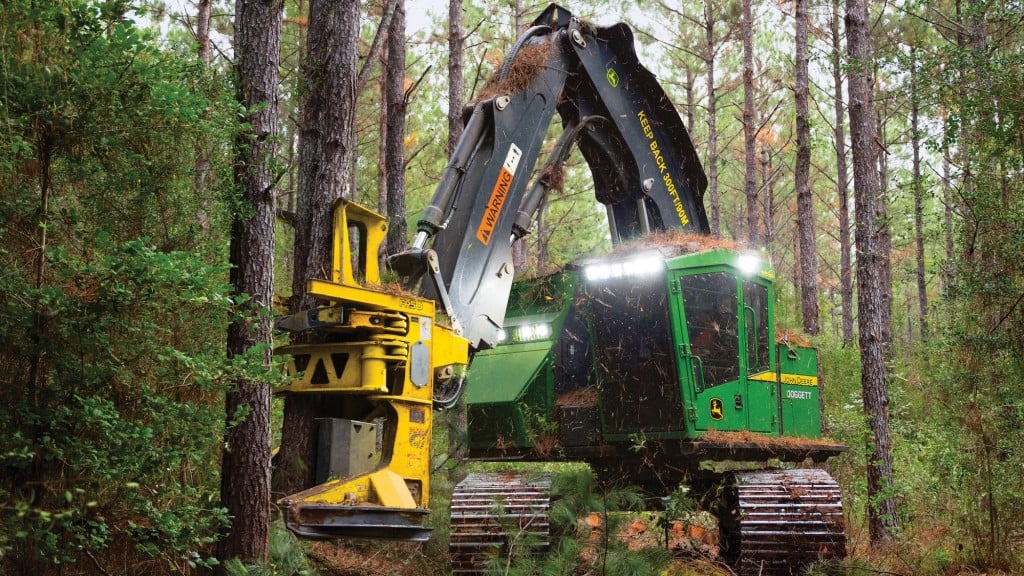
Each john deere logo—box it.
[710,398,724,421]
[606,68,619,87]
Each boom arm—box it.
[391,4,709,353]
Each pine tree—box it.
[846,0,899,543]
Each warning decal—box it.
[476,144,523,245]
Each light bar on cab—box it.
[584,253,664,282]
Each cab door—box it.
[676,271,744,431]
[675,271,777,434]
[742,280,776,433]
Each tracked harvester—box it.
[275,4,846,575]
[458,246,846,573]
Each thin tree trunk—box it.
[704,1,720,236]
[941,149,955,291]
[218,0,283,562]
[742,0,759,246]
[448,0,464,155]
[536,197,548,271]
[685,65,696,135]
[277,0,360,497]
[794,0,818,335]
[910,51,928,341]
[510,0,528,269]
[194,0,213,232]
[378,48,389,216]
[954,0,973,264]
[197,0,213,64]
[446,0,469,487]
[875,109,893,357]
[385,0,407,258]
[832,0,853,346]
[846,0,898,543]
[759,146,773,247]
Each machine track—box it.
[449,472,552,574]
[722,469,846,575]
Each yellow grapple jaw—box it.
[276,200,467,541]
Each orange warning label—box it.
[476,144,523,245]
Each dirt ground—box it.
[307,512,732,576]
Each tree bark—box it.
[378,46,389,216]
[446,0,470,487]
[513,0,524,34]
[794,0,819,335]
[875,109,892,355]
[276,0,360,497]
[910,50,928,341]
[447,0,464,155]
[218,0,283,563]
[832,0,853,346]
[684,64,696,138]
[741,0,759,246]
[941,148,955,292]
[704,1,721,237]
[846,0,899,542]
[385,0,407,258]
[509,0,528,269]
[194,0,214,231]
[197,0,213,65]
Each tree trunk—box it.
[875,108,893,357]
[194,0,214,231]
[741,0,759,246]
[385,0,407,258]
[941,148,955,292]
[509,0,528,269]
[446,0,469,487]
[378,47,389,216]
[832,0,853,346]
[846,0,899,543]
[218,0,283,562]
[759,146,774,247]
[197,0,213,65]
[448,0,464,155]
[910,50,928,341]
[276,0,360,497]
[794,0,818,335]
[704,1,721,237]
[684,65,696,137]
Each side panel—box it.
[778,345,822,438]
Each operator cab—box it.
[466,244,824,455]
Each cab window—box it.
[681,272,739,387]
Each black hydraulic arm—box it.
[390,4,709,353]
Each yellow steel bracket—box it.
[332,200,388,286]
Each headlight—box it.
[500,322,553,343]
[534,323,551,338]
[737,253,761,276]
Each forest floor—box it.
[306,512,732,576]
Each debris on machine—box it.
[476,43,552,102]
[606,229,742,256]
[698,430,842,451]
